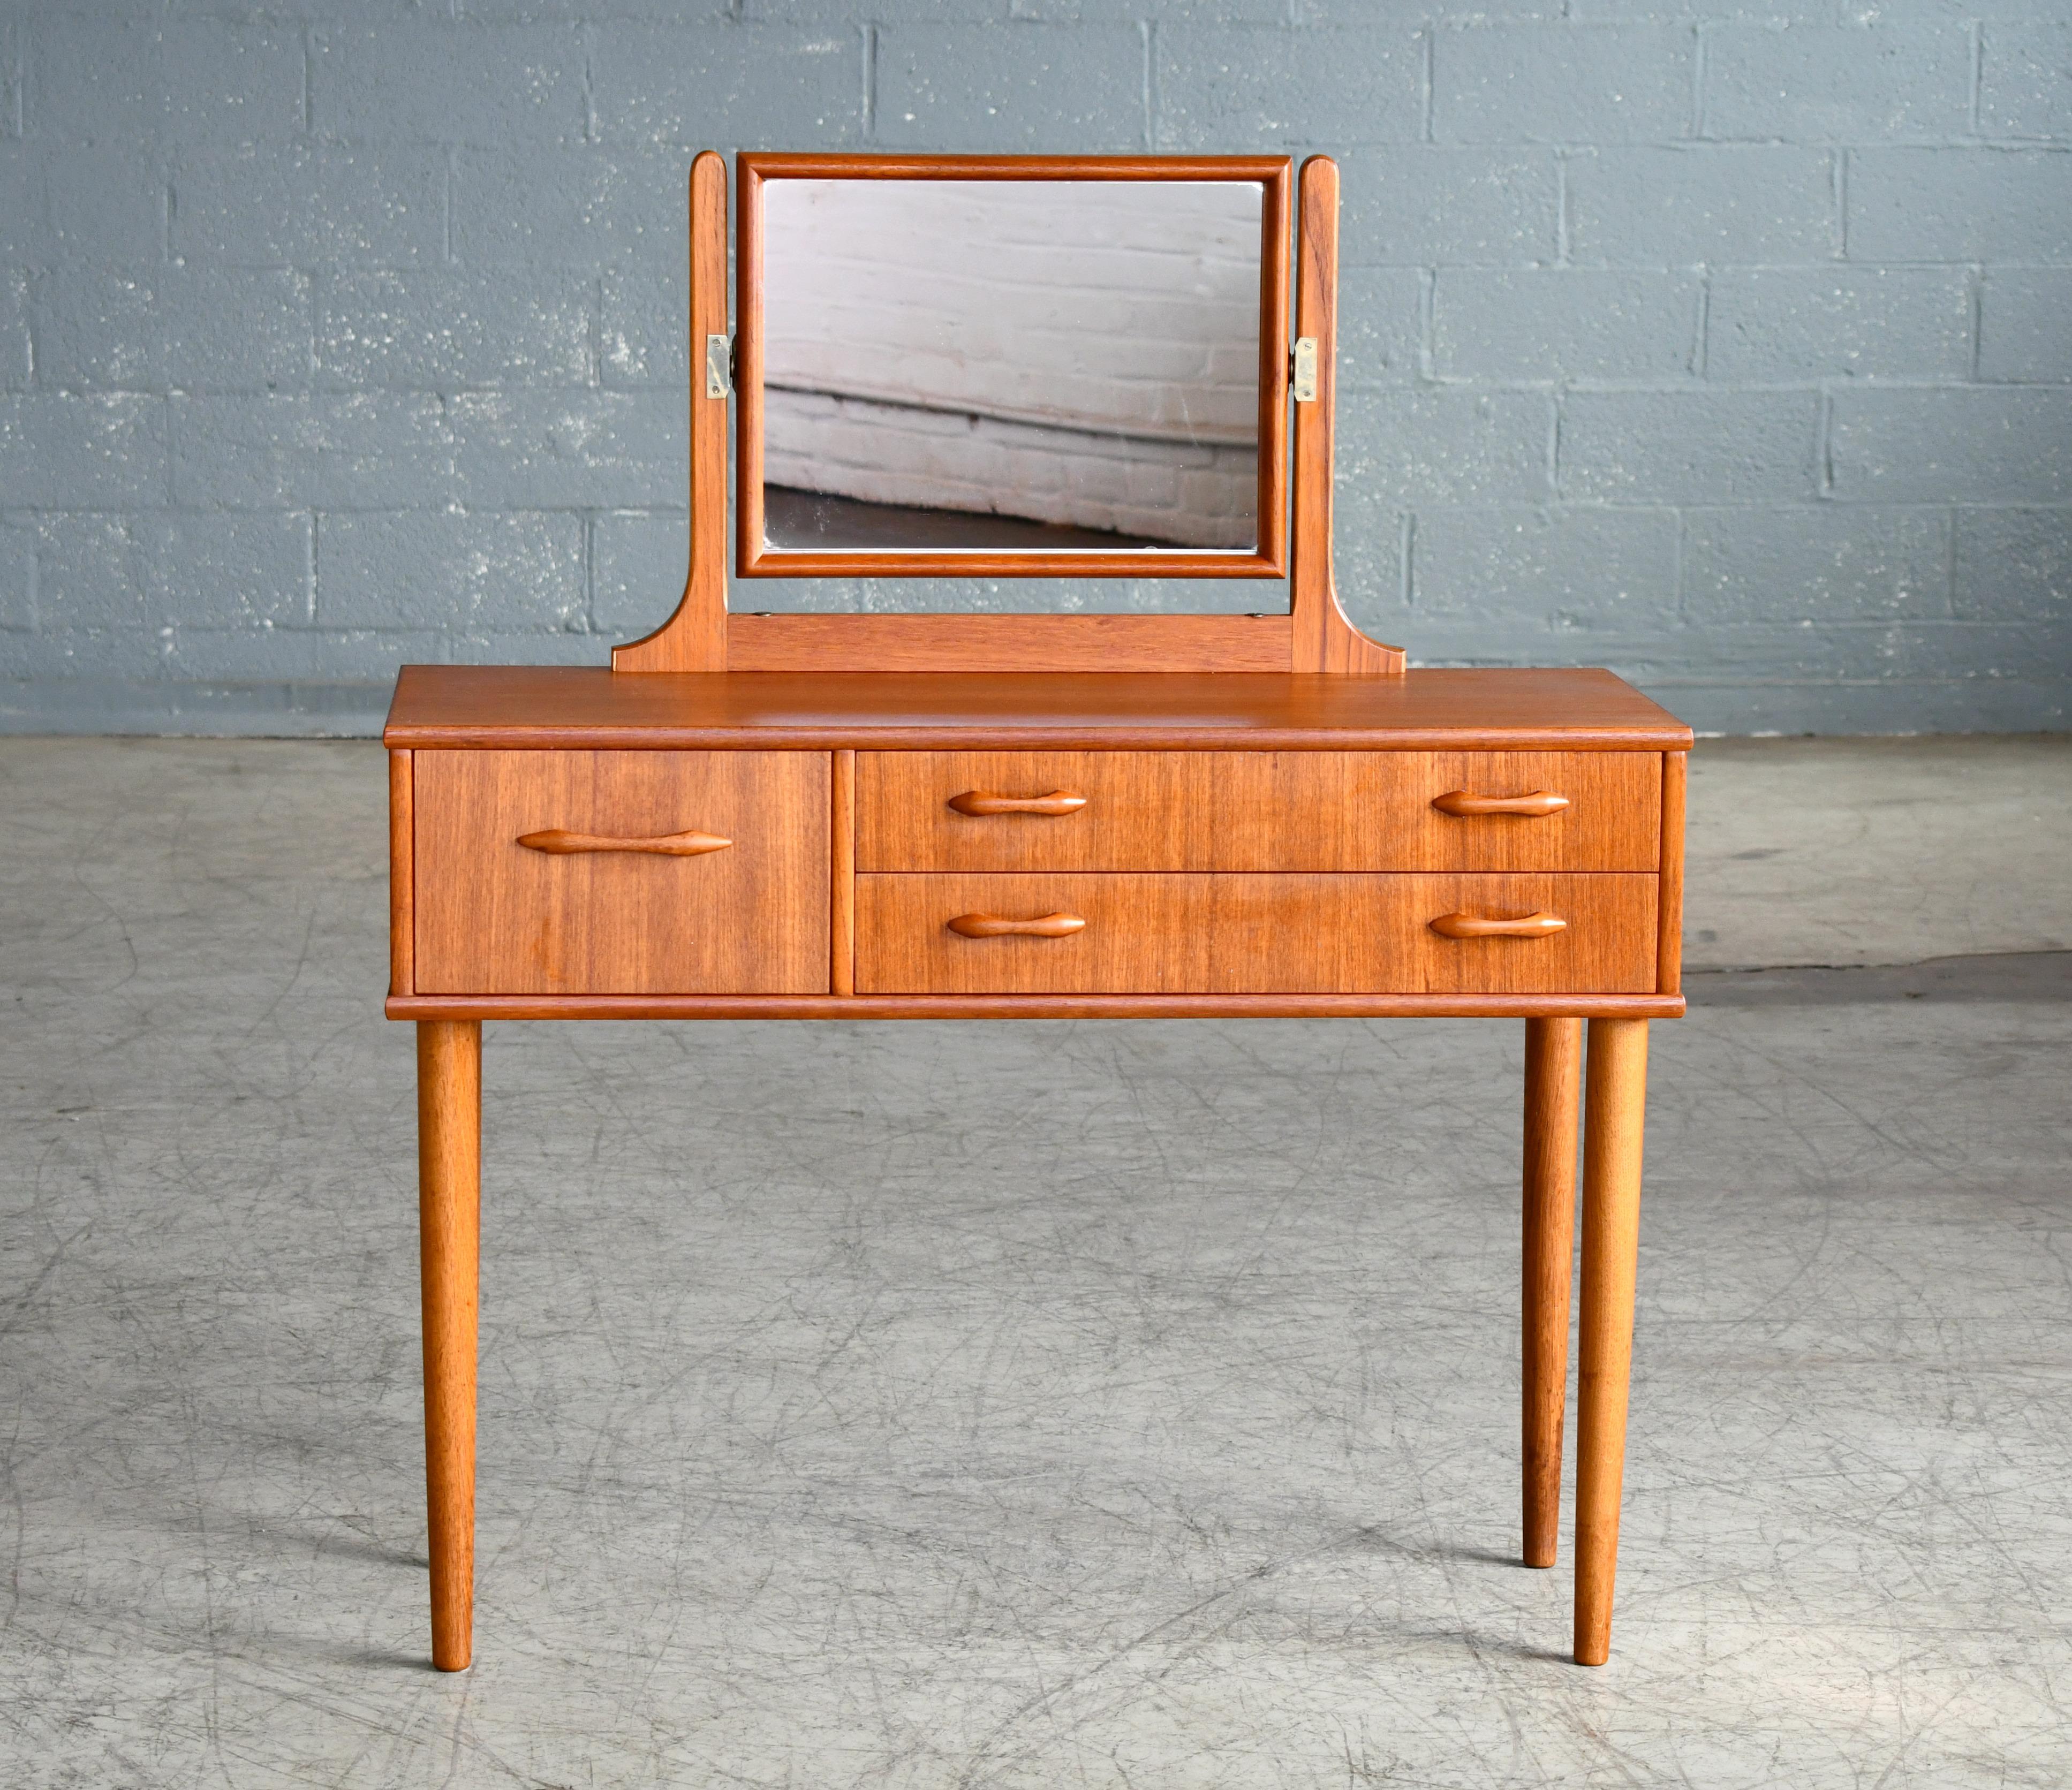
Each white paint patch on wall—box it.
[760,178,1264,546]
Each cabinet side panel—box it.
[1658,750,1687,997]
[389,748,414,998]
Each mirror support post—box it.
[613,150,731,672]
[1288,156,1404,676]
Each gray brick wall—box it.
[2,1,2068,734]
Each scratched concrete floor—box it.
[2,737,2069,1789]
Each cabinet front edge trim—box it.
[388,992,1687,1022]
[382,728,1697,752]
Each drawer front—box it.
[857,874,1657,995]
[415,750,828,994]
[856,750,1659,873]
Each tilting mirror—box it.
[737,156,1290,581]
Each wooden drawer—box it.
[855,750,1659,873]
[856,873,1657,995]
[414,750,828,994]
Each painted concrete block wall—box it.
[1,2,2068,734]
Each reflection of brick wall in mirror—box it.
[761,180,1262,549]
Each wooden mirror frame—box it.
[614,150,1400,677]
[735,154,1290,582]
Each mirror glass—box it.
[756,179,1267,560]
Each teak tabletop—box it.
[384,665,1695,753]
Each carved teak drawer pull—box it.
[517,828,732,856]
[1430,911,1567,940]
[947,912,1088,939]
[1431,789,1570,818]
[947,789,1088,817]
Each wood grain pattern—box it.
[734,153,1289,583]
[831,749,855,997]
[1658,750,1687,997]
[1522,1015,1582,1572]
[1288,157,1402,676]
[389,990,1688,1021]
[857,750,1661,873]
[414,750,828,995]
[611,151,729,672]
[733,148,768,589]
[726,612,1295,673]
[857,873,1656,995]
[390,748,414,998]
[384,666,1697,752]
[1251,154,1289,579]
[417,1018,479,1673]
[1575,1015,1649,1666]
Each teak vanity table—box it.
[385,153,1690,1673]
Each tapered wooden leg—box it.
[1574,1018,1648,1666]
[418,1019,480,1673]
[1522,1017,1582,1569]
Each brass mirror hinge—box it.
[705,333,733,400]
[1291,337,1318,404]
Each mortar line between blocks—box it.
[1832,150,1848,262]
[1690,22,1707,142]
[1968,266,1983,382]
[1969,22,1984,138]
[581,23,595,146]
[1141,20,1156,155]
[1420,27,1433,145]
[863,25,876,142]
[1671,507,1687,624]
[583,511,596,635]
